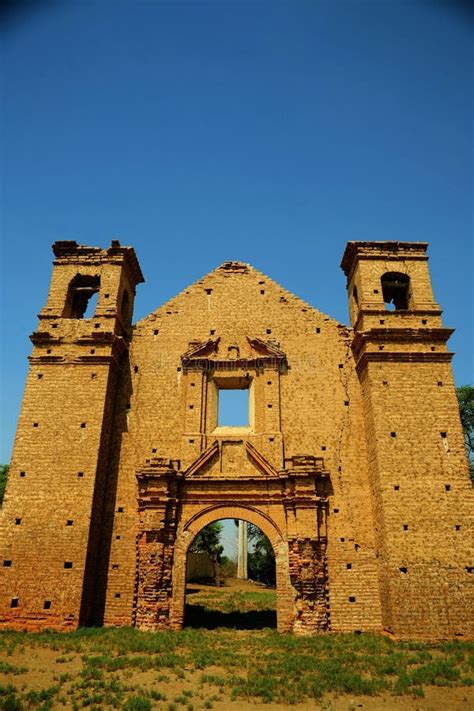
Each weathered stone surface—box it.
[0,240,471,639]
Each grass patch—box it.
[0,621,472,708]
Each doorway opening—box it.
[184,518,276,630]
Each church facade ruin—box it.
[0,240,472,639]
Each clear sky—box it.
[1,0,472,463]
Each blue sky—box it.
[1,0,472,463]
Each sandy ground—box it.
[0,581,472,710]
[2,642,472,710]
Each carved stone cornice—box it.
[351,327,454,358]
[355,351,454,375]
[340,241,429,281]
[181,336,287,373]
[52,239,144,286]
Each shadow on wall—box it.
[86,354,133,626]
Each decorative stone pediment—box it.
[181,439,279,479]
[181,336,287,372]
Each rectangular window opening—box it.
[217,387,249,427]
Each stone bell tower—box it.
[0,240,144,630]
[341,241,473,639]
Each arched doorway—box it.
[169,505,294,633]
[135,453,330,635]
[184,517,277,629]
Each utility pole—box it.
[237,520,248,579]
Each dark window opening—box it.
[63,274,100,319]
[64,561,73,569]
[352,286,358,304]
[349,596,356,602]
[399,567,408,574]
[3,560,12,567]
[10,598,19,608]
[381,272,410,311]
[43,600,52,610]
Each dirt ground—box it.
[0,580,472,710]
[0,645,472,711]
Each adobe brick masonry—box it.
[0,240,472,639]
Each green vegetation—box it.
[457,385,474,480]
[0,465,8,505]
[0,623,472,709]
[247,524,276,586]
[188,588,276,615]
[189,522,224,585]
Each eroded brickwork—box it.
[0,240,471,639]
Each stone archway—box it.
[134,454,331,634]
[169,504,294,633]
